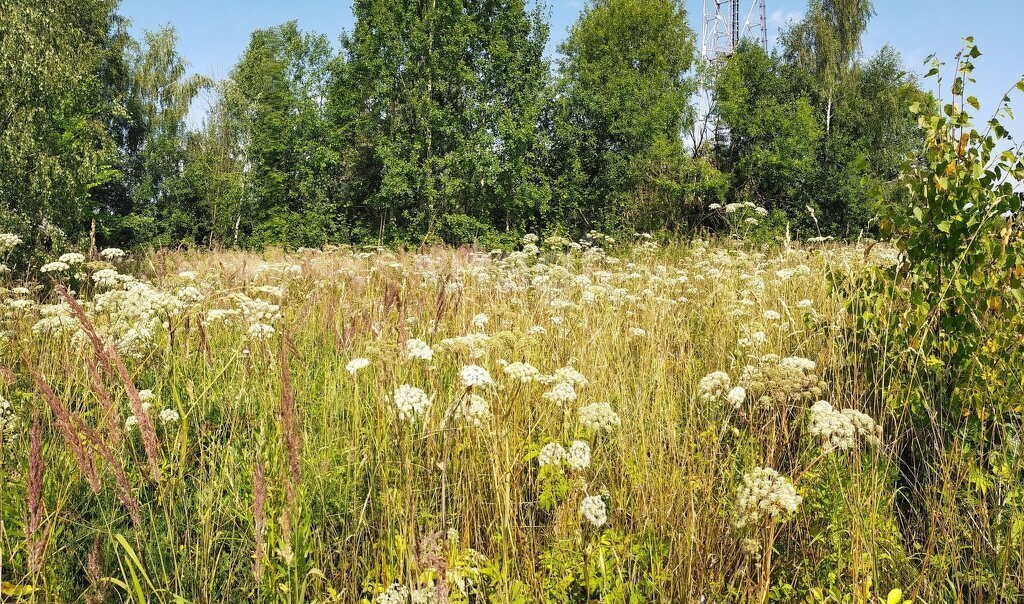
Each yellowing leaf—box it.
[1,582,37,597]
[887,588,904,604]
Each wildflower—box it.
[159,408,180,424]
[178,271,198,280]
[100,248,126,261]
[377,583,410,604]
[734,466,802,529]
[41,261,70,273]
[538,442,566,467]
[0,233,23,251]
[58,252,85,265]
[726,386,747,409]
[542,381,577,406]
[177,286,203,304]
[346,357,371,375]
[471,313,489,329]
[459,365,494,389]
[138,389,156,412]
[405,338,434,361]
[0,396,18,446]
[460,394,492,428]
[580,495,607,528]
[578,402,621,433]
[698,371,731,402]
[503,361,540,383]
[393,385,431,423]
[125,415,139,430]
[565,440,591,471]
[248,323,276,339]
[808,400,880,451]
[630,327,647,338]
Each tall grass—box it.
[0,239,1019,602]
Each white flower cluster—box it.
[405,338,434,361]
[92,268,134,289]
[0,396,18,446]
[565,440,592,470]
[538,442,566,467]
[739,354,823,410]
[542,381,577,406]
[394,385,431,423]
[459,394,492,428]
[502,361,540,383]
[376,583,410,604]
[698,371,731,402]
[734,466,802,529]
[580,495,607,528]
[0,233,23,251]
[578,401,621,433]
[41,261,70,274]
[58,252,85,265]
[808,401,880,451]
[459,364,494,389]
[346,357,371,375]
[100,248,126,261]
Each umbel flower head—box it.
[578,401,621,433]
[698,371,731,402]
[734,466,802,529]
[538,442,566,467]
[459,394,492,428]
[346,357,370,375]
[459,364,494,389]
[565,440,591,471]
[580,495,607,528]
[405,338,434,361]
[808,400,881,451]
[393,384,432,423]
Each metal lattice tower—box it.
[701,0,767,63]
[695,0,767,148]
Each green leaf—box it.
[937,220,951,233]
[967,96,980,110]
[887,588,904,604]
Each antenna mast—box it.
[696,0,768,147]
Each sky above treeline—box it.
[120,0,1024,139]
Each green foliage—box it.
[550,0,717,234]
[0,0,121,254]
[848,40,1024,600]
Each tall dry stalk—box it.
[26,413,45,575]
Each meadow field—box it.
[6,234,1019,603]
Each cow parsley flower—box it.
[346,357,371,375]
[41,261,70,273]
[471,313,489,329]
[698,371,731,402]
[538,442,566,467]
[503,361,540,383]
[377,583,410,604]
[0,233,23,251]
[542,381,577,406]
[459,394,492,428]
[248,322,276,339]
[405,338,434,361]
[393,385,431,423]
[580,495,607,528]
[808,400,880,451]
[578,402,621,433]
[58,252,85,265]
[565,440,591,471]
[734,466,802,529]
[459,364,494,389]
[726,386,747,409]
[100,248,126,261]
[159,408,180,424]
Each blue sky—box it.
[120,0,1024,136]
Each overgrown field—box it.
[1,236,1021,602]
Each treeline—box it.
[1,0,922,253]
